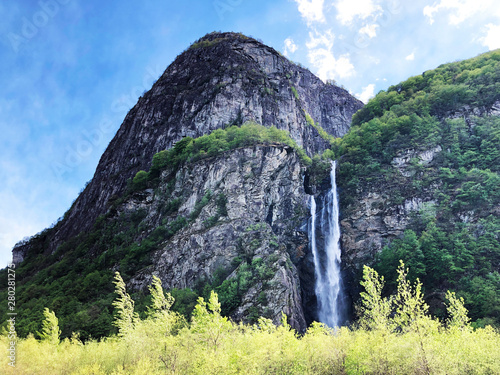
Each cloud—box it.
[423,0,498,25]
[283,37,298,56]
[306,29,334,50]
[359,23,379,39]
[335,0,381,25]
[306,30,355,81]
[480,23,500,50]
[294,0,325,24]
[406,51,415,61]
[356,83,375,103]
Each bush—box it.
[132,170,149,190]
[3,265,500,374]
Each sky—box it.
[0,0,499,268]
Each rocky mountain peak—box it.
[13,31,362,262]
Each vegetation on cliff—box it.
[0,122,311,340]
[1,41,499,359]
[336,50,500,327]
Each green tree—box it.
[132,170,149,190]
[112,272,139,336]
[190,291,234,352]
[392,261,429,332]
[445,290,471,331]
[37,308,61,344]
[358,266,392,331]
[147,275,174,318]
[377,230,426,289]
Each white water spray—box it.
[309,161,344,327]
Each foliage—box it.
[149,122,311,175]
[189,38,225,50]
[358,266,391,330]
[304,110,338,146]
[112,272,139,336]
[2,266,499,374]
[375,230,426,289]
[132,170,149,191]
[147,275,174,318]
[188,32,251,51]
[352,49,500,126]
[339,50,500,327]
[203,193,228,228]
[37,308,61,345]
[375,216,500,325]
[445,290,471,331]
[170,288,199,319]
[194,256,276,318]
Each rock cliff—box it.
[123,145,309,330]
[12,32,361,264]
[10,32,362,335]
[337,50,500,323]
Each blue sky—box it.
[0,0,499,267]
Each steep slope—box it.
[12,32,362,264]
[337,50,500,325]
[4,32,362,338]
[128,144,309,330]
[3,124,319,338]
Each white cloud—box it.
[406,51,415,61]
[335,0,381,25]
[306,30,355,81]
[423,0,498,25]
[481,23,500,50]
[306,29,334,50]
[356,83,375,103]
[294,0,325,24]
[283,37,298,56]
[359,24,379,39]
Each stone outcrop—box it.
[10,32,362,332]
[12,32,361,262]
[111,145,310,330]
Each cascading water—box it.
[309,160,345,327]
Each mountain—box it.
[5,32,362,338]
[337,49,500,326]
[13,32,361,265]
[3,34,499,339]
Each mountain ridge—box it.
[12,31,362,265]
[7,32,362,337]
[4,36,499,339]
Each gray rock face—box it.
[120,145,310,331]
[10,32,363,333]
[13,32,361,261]
[339,145,444,269]
[340,101,500,273]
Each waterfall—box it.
[309,160,345,327]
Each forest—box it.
[335,50,500,327]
